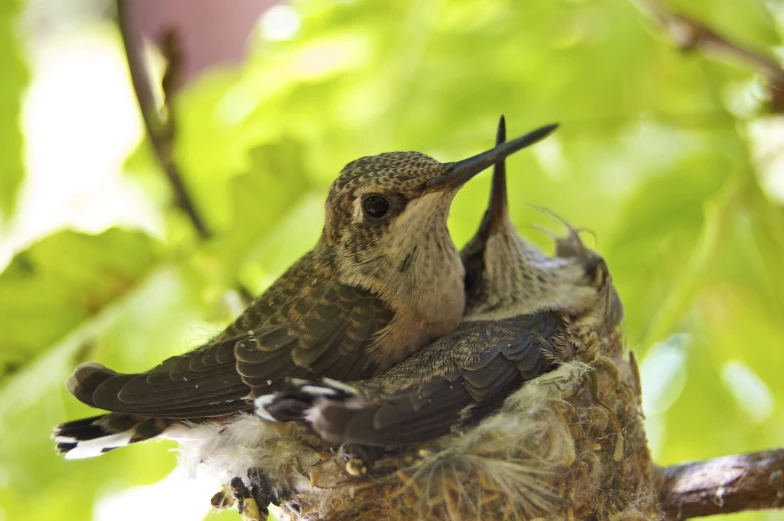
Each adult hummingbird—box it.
[53,124,557,460]
[256,116,622,447]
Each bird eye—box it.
[362,195,390,219]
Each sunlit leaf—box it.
[0,229,158,372]
[0,0,28,219]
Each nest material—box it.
[262,325,660,521]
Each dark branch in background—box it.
[631,0,784,111]
[656,448,784,520]
[115,0,210,239]
[115,1,254,305]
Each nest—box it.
[249,324,660,521]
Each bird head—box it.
[462,117,620,324]
[322,125,558,280]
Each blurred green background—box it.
[1,0,783,520]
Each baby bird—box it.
[256,116,622,447]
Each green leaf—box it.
[0,229,158,373]
[205,139,315,289]
[0,262,212,520]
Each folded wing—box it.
[66,280,394,419]
[259,311,565,446]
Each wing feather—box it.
[267,312,566,446]
[66,273,395,419]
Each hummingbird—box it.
[256,116,623,448]
[53,124,558,464]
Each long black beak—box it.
[488,115,509,231]
[475,115,511,240]
[425,122,557,192]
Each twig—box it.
[656,448,784,520]
[114,2,255,304]
[631,0,784,107]
[115,0,211,239]
[158,27,185,100]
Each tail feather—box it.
[254,378,367,446]
[53,413,173,459]
[65,362,118,407]
[56,363,171,459]
[255,377,357,423]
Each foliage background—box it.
[1,0,783,520]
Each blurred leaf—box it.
[0,0,28,220]
[0,229,158,373]
[236,192,324,295]
[0,261,213,520]
[606,147,732,347]
[170,71,260,232]
[205,138,314,290]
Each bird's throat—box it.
[338,194,466,372]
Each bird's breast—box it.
[368,239,466,372]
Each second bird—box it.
[257,117,621,447]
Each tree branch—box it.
[115,0,211,239]
[114,2,256,305]
[631,0,784,108]
[656,448,784,520]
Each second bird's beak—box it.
[475,115,512,240]
[424,121,557,193]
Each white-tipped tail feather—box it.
[253,395,278,422]
[253,377,359,425]
[52,414,173,459]
[55,431,133,460]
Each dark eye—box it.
[362,195,390,219]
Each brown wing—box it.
[218,249,395,393]
[66,268,394,418]
[263,312,564,446]
[235,280,394,396]
[66,339,252,418]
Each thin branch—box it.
[656,448,784,520]
[114,2,255,305]
[631,0,784,107]
[158,27,186,99]
[115,0,211,239]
